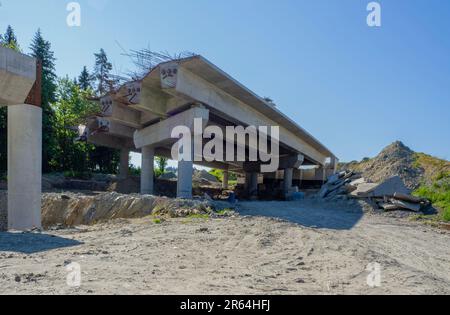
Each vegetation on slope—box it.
[412,153,450,222]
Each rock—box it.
[393,193,424,204]
[327,174,341,185]
[368,176,411,198]
[390,199,421,212]
[350,178,366,186]
[350,183,378,197]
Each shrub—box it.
[414,174,450,222]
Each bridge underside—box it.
[83,55,338,199]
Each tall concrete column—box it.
[249,172,258,197]
[222,169,229,190]
[177,159,193,199]
[8,104,42,231]
[141,146,155,195]
[284,168,294,197]
[119,149,130,180]
[244,173,251,190]
[177,137,194,199]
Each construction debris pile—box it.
[318,171,430,212]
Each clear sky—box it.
[1,0,449,163]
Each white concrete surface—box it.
[175,67,328,165]
[222,169,229,190]
[134,107,209,149]
[177,159,193,199]
[283,168,294,196]
[7,104,42,230]
[0,47,36,106]
[141,146,155,195]
[119,149,130,180]
[249,172,258,197]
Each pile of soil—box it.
[41,192,224,228]
[341,142,425,189]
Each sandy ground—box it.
[0,199,449,295]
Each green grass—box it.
[411,153,450,222]
[152,218,162,224]
[413,175,450,222]
[187,214,210,220]
[216,209,234,216]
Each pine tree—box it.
[30,29,58,172]
[93,49,113,95]
[90,49,120,173]
[78,66,93,90]
[2,25,20,51]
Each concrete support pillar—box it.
[119,149,130,180]
[329,156,339,174]
[8,104,42,231]
[177,160,193,199]
[141,146,155,195]
[222,169,229,190]
[284,168,294,197]
[177,137,194,199]
[249,172,258,197]
[245,173,251,190]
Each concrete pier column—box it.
[249,172,258,197]
[177,137,194,199]
[177,159,193,199]
[284,168,294,197]
[119,149,130,180]
[8,104,42,231]
[244,172,251,190]
[222,169,229,190]
[141,146,155,195]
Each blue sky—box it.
[1,0,449,163]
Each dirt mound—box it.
[193,170,219,185]
[341,142,424,189]
[41,192,221,228]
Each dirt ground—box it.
[0,199,449,295]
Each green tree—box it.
[30,29,58,172]
[2,25,21,51]
[78,66,93,90]
[89,50,120,173]
[155,157,168,177]
[93,49,113,95]
[52,78,99,173]
[209,169,237,182]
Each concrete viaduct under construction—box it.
[86,56,338,198]
[1,47,337,231]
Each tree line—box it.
[0,25,120,177]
